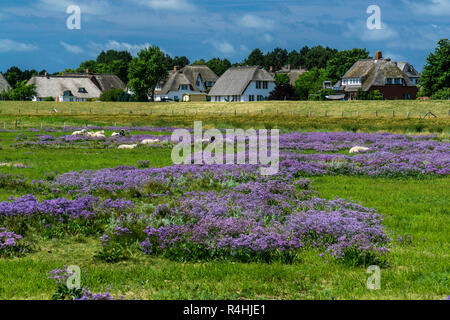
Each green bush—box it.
[99,89,125,102]
[430,88,450,100]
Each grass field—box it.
[0,101,449,300]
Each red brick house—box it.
[335,52,418,100]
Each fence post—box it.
[309,111,312,117]
[392,110,395,118]
[342,111,344,118]
[407,112,410,118]
[15,120,18,129]
[376,110,378,117]
[325,111,327,117]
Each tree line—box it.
[1,40,449,101]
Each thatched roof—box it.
[341,58,416,92]
[209,66,274,96]
[62,73,126,91]
[0,73,11,93]
[274,68,307,85]
[28,75,103,99]
[158,65,218,95]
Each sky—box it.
[0,0,449,73]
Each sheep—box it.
[118,144,138,150]
[111,132,120,137]
[91,133,106,139]
[141,139,160,145]
[72,129,87,136]
[349,146,370,154]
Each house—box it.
[154,65,218,102]
[334,51,418,100]
[27,71,126,102]
[273,65,307,85]
[395,62,421,86]
[209,66,275,102]
[0,73,11,93]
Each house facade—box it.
[335,51,418,100]
[209,66,275,102]
[27,72,126,102]
[0,73,11,94]
[154,65,218,102]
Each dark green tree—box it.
[264,48,288,71]
[294,67,327,100]
[206,58,231,76]
[128,46,168,101]
[245,48,265,67]
[420,39,450,96]
[304,46,338,70]
[326,48,370,83]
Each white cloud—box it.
[205,40,236,56]
[0,39,38,52]
[263,33,274,43]
[239,14,275,30]
[60,42,84,54]
[406,0,450,16]
[344,22,398,42]
[88,40,152,56]
[137,0,195,11]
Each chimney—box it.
[86,69,90,74]
[174,66,178,72]
[269,66,274,72]
[374,51,383,60]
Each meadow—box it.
[0,100,449,300]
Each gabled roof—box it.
[62,73,126,92]
[209,66,274,96]
[395,62,421,79]
[27,76,104,99]
[158,65,218,95]
[0,73,11,93]
[341,58,416,92]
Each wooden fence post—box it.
[392,110,395,118]
[376,110,378,117]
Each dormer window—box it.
[63,90,73,96]
[78,87,87,93]
[180,84,189,90]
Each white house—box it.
[27,72,126,102]
[154,65,218,101]
[208,66,275,102]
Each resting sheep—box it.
[141,139,160,145]
[118,144,138,150]
[349,146,370,154]
[72,129,87,136]
[111,132,120,137]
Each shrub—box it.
[99,88,125,102]
[431,88,450,100]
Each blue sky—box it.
[0,0,449,73]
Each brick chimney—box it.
[174,66,179,72]
[86,68,90,74]
[269,66,274,72]
[374,51,383,60]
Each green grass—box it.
[0,109,449,300]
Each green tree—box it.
[128,46,168,101]
[274,73,290,86]
[294,67,327,100]
[326,48,370,84]
[4,67,37,88]
[420,39,450,96]
[206,58,231,76]
[245,48,265,67]
[264,48,288,71]
[5,80,36,101]
[304,46,338,70]
[430,87,450,100]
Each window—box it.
[78,88,87,93]
[180,85,189,90]
[249,95,255,101]
[257,95,264,101]
[196,80,201,87]
[394,78,401,85]
[256,81,261,89]
[342,79,348,85]
[63,90,73,97]
[206,81,215,88]
[403,93,411,100]
[263,81,268,89]
[386,78,393,85]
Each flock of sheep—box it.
[71,129,160,149]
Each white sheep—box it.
[111,132,120,137]
[72,129,87,136]
[349,146,370,154]
[118,144,138,150]
[141,139,160,145]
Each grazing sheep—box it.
[111,132,120,137]
[141,139,159,145]
[72,129,87,136]
[118,144,138,150]
[349,146,370,154]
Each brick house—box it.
[335,52,418,100]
